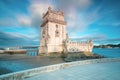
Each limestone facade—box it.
[39,7,93,54]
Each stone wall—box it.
[66,41,93,53]
[0,58,120,80]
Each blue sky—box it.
[0,0,120,47]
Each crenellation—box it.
[66,40,93,53]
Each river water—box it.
[0,48,120,75]
[93,48,120,58]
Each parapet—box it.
[41,6,66,27]
[68,40,93,46]
[43,6,64,18]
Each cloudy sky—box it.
[0,0,120,47]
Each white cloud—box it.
[29,3,52,17]
[67,9,99,36]
[77,0,92,8]
[0,18,18,27]
[16,0,54,27]
[98,22,120,26]
[7,32,37,40]
[30,1,53,28]
[70,33,106,42]
[17,15,31,26]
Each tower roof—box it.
[41,6,66,27]
[42,7,64,18]
[48,6,52,11]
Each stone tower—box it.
[39,6,67,54]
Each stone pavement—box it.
[25,62,120,80]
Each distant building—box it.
[39,7,93,55]
[1,46,38,56]
[22,46,38,56]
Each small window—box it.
[56,25,58,28]
[43,30,45,34]
[55,30,59,37]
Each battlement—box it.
[41,6,66,27]
[69,41,93,45]
[65,40,93,53]
[43,6,64,18]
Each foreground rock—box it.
[64,52,105,62]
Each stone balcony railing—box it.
[41,17,66,27]
[0,58,120,80]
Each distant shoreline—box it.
[94,47,120,49]
[94,44,120,48]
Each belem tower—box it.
[39,7,93,55]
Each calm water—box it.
[93,48,120,58]
[0,48,120,75]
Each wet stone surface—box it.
[25,62,120,80]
